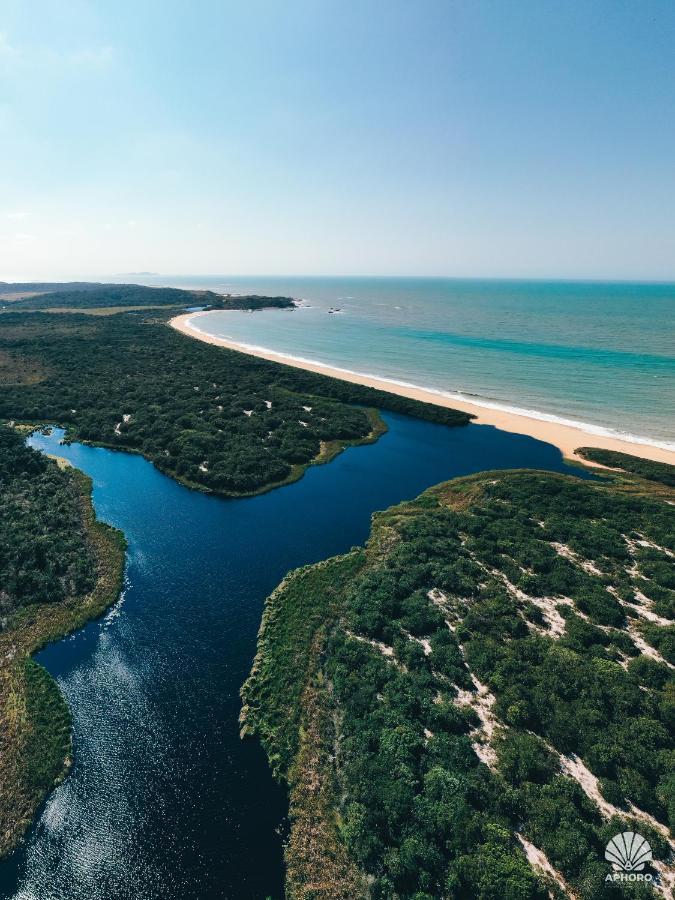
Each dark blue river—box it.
[0,414,584,900]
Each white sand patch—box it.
[113,415,131,435]
[624,598,671,627]
[558,753,675,852]
[634,536,674,559]
[652,862,675,899]
[517,834,576,898]
[495,570,568,638]
[427,588,458,631]
[454,675,500,767]
[625,534,674,567]
[598,585,675,656]
[346,631,404,669]
[550,541,604,576]
[626,625,674,670]
[402,629,432,655]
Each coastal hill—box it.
[0,292,471,498]
[242,454,675,898]
[1,282,296,312]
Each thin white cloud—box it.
[0,32,18,58]
[6,211,28,220]
[69,46,114,67]
[0,32,114,70]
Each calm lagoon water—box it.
[151,275,675,450]
[0,415,586,900]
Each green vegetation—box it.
[242,462,675,898]
[0,425,125,858]
[0,281,107,301]
[1,281,297,312]
[577,447,675,489]
[0,424,97,612]
[207,293,296,311]
[11,283,201,309]
[20,658,72,794]
[0,308,470,496]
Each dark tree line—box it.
[578,447,675,489]
[6,283,295,311]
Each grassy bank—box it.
[0,463,125,859]
[242,454,675,898]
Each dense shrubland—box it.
[577,447,675,489]
[0,424,126,857]
[0,309,470,496]
[242,459,675,898]
[0,425,96,615]
[8,283,296,311]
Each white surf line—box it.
[185,315,675,451]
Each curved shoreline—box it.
[170,312,675,466]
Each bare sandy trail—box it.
[170,312,675,467]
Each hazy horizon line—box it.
[2,272,675,287]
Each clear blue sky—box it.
[1,0,674,280]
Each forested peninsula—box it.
[0,425,125,857]
[0,288,470,497]
[241,454,675,899]
[3,283,296,312]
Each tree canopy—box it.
[243,461,675,898]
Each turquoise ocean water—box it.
[155,277,674,449]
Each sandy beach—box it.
[171,312,675,467]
